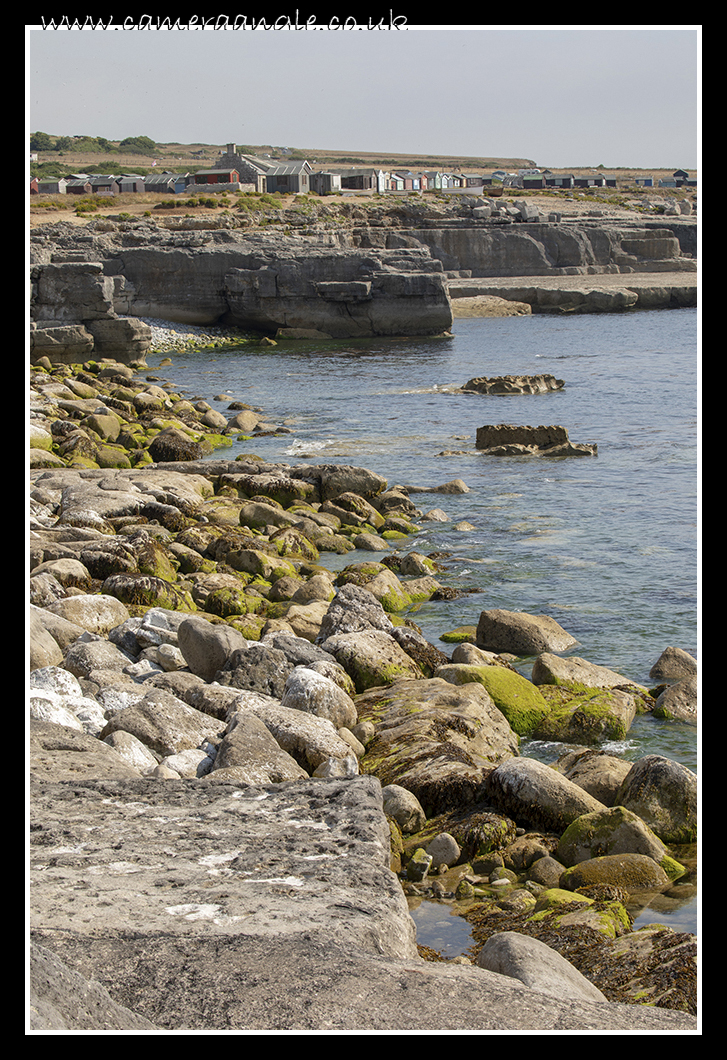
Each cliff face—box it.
[29,210,696,360]
[115,242,454,338]
[372,222,695,277]
[30,224,454,346]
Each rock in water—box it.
[462,375,564,395]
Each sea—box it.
[145,306,699,944]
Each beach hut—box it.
[35,177,68,195]
[116,174,145,193]
[190,168,240,186]
[544,174,574,189]
[88,175,119,196]
[263,161,313,194]
[143,171,189,194]
[65,177,93,195]
[310,170,342,195]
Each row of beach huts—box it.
[30,143,697,198]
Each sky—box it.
[26,23,701,170]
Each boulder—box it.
[30,323,96,364]
[276,600,330,644]
[356,677,519,816]
[425,832,461,869]
[215,642,294,698]
[653,675,697,724]
[29,718,141,782]
[29,690,84,732]
[435,663,551,736]
[103,730,160,776]
[390,626,449,677]
[29,572,67,608]
[649,646,697,681]
[531,652,642,690]
[211,712,309,784]
[382,784,426,834]
[230,691,356,772]
[335,563,413,613]
[99,688,224,758]
[476,931,607,1004]
[29,610,65,670]
[613,755,697,844]
[462,375,565,395]
[534,686,638,744]
[148,428,203,463]
[555,806,677,869]
[526,856,567,889]
[177,616,249,683]
[475,424,596,456]
[555,748,633,806]
[281,666,358,730]
[476,609,578,655]
[484,757,606,833]
[63,638,135,679]
[44,594,131,636]
[317,583,394,640]
[320,629,424,693]
[476,424,568,450]
[559,853,670,893]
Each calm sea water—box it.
[148,308,699,938]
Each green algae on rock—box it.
[435,663,551,736]
[535,683,638,744]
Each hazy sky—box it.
[26,23,700,169]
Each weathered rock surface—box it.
[531,652,645,690]
[30,262,152,364]
[484,757,606,833]
[27,352,697,1031]
[654,674,698,724]
[614,755,697,844]
[555,805,675,869]
[555,748,634,806]
[649,645,698,681]
[409,222,695,280]
[29,942,157,1030]
[31,227,453,342]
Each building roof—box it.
[264,161,313,175]
[193,168,239,177]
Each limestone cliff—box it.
[29,205,696,361]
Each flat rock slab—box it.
[29,774,415,958]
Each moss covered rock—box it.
[534,684,637,744]
[439,626,477,644]
[560,852,670,893]
[435,663,551,736]
[100,572,195,611]
[556,805,685,880]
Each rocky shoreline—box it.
[28,347,698,1031]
